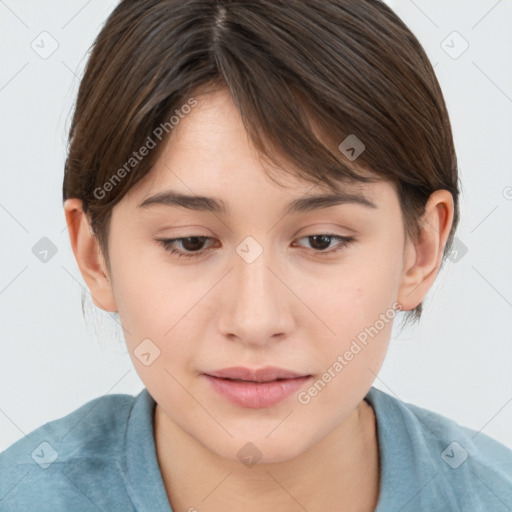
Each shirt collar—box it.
[364,386,446,511]
[122,386,444,512]
[122,388,174,512]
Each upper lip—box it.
[204,366,310,382]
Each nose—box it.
[217,242,295,347]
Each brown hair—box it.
[63,0,460,324]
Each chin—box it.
[206,433,315,467]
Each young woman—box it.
[1,1,511,511]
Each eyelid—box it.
[294,222,358,237]
[156,233,356,260]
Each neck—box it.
[154,399,380,512]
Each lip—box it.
[205,366,309,382]
[202,366,312,408]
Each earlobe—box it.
[63,198,118,312]
[397,190,454,311]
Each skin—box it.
[64,88,454,512]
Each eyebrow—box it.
[137,189,377,214]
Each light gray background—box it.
[1,0,511,453]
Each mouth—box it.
[204,366,311,382]
[202,366,312,408]
[217,377,295,382]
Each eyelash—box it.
[156,234,356,259]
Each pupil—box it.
[310,235,331,250]
[183,237,204,251]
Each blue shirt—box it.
[1,386,511,511]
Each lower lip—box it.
[203,375,312,408]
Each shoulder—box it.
[0,392,139,512]
[366,387,512,511]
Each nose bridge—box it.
[218,238,292,344]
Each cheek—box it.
[306,241,403,330]
[109,235,187,327]
[300,234,404,377]
[107,244,171,345]
[108,244,213,378]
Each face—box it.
[106,88,408,463]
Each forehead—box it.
[122,87,395,214]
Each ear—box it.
[63,198,118,312]
[397,189,454,311]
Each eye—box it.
[156,236,214,259]
[156,234,355,259]
[292,234,356,256]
